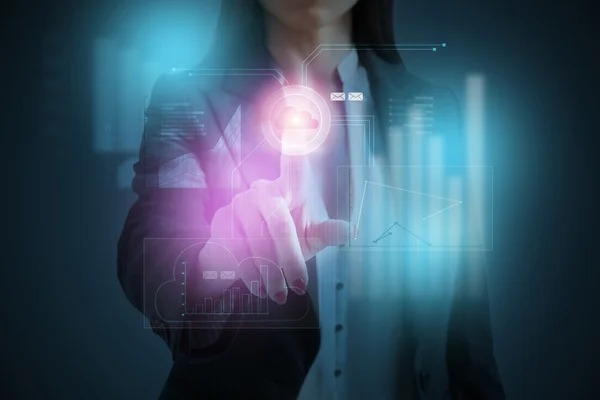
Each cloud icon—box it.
[150,239,311,324]
[274,106,319,130]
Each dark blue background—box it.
[3,0,598,398]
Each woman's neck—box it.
[264,13,353,86]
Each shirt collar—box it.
[336,49,360,85]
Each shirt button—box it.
[334,369,342,377]
[336,282,344,290]
[335,324,344,332]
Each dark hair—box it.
[208,0,402,66]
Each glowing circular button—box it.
[261,85,331,156]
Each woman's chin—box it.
[284,10,332,31]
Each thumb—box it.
[304,219,350,256]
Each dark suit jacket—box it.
[117,44,505,399]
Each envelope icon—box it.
[330,92,345,101]
[220,271,236,280]
[202,271,217,279]
[348,92,363,101]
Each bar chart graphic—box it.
[181,262,269,316]
[145,239,315,328]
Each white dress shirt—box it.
[299,49,405,400]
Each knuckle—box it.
[306,235,326,256]
[213,205,229,222]
[251,179,271,190]
[269,215,294,237]
[231,190,255,212]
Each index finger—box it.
[278,129,311,208]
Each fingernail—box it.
[291,278,306,295]
[274,291,287,305]
[259,286,267,298]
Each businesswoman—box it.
[118,0,505,398]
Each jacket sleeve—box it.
[438,87,506,399]
[117,74,225,359]
[446,257,505,399]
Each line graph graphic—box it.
[354,180,462,241]
[339,166,493,250]
[372,222,432,246]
